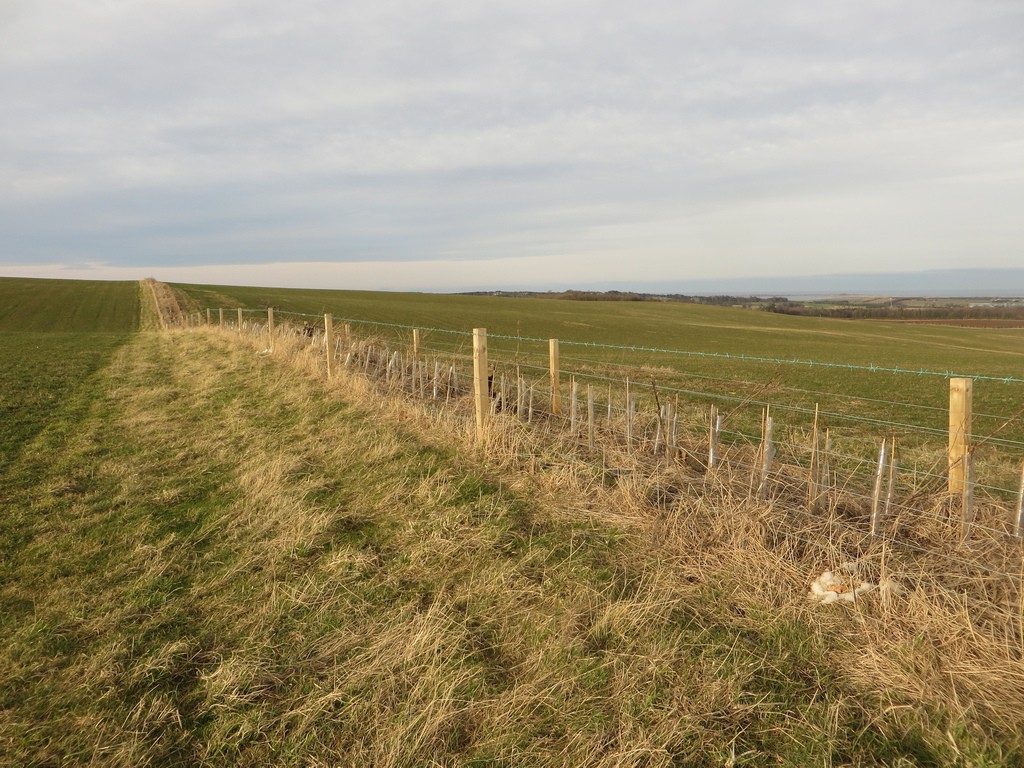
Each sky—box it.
[1,0,1022,292]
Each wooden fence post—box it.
[237,307,243,333]
[625,379,633,450]
[206,308,211,325]
[885,440,897,521]
[324,313,335,377]
[870,437,888,536]
[669,399,679,463]
[549,339,561,415]
[757,411,774,500]
[948,378,973,494]
[1014,460,1024,539]
[473,328,488,443]
[412,329,421,358]
[587,384,595,449]
[808,404,820,511]
[267,307,275,350]
[570,377,579,434]
[218,308,224,328]
[962,450,976,540]
[708,405,720,470]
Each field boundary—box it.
[163,298,1024,591]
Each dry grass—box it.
[3,296,1024,764]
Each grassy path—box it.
[1,330,1016,766]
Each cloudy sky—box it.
[1,0,1022,291]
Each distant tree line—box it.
[763,302,1024,320]
[460,290,784,306]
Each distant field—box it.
[0,277,139,332]
[0,277,138,475]
[174,283,1024,447]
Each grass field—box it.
[0,278,139,477]
[3,326,1019,765]
[172,283,1024,377]
[0,277,139,332]
[3,277,1024,765]
[174,282,1024,476]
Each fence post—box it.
[625,379,633,450]
[948,378,973,494]
[961,450,976,539]
[237,307,243,333]
[206,308,211,325]
[570,377,579,434]
[1014,460,1024,539]
[808,404,820,511]
[473,328,488,443]
[708,405,720,470]
[412,328,421,358]
[885,440,897,521]
[267,307,275,351]
[870,437,888,536]
[218,308,224,328]
[757,412,774,500]
[587,384,595,449]
[324,313,335,377]
[549,339,561,415]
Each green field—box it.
[0,278,139,476]
[0,277,139,332]
[175,283,1024,462]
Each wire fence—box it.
[186,307,1024,591]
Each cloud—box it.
[1,0,1023,288]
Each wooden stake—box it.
[473,328,488,443]
[654,405,664,455]
[528,384,534,423]
[570,377,579,434]
[587,384,595,449]
[884,439,897,521]
[433,361,440,399]
[412,328,421,358]
[206,308,211,325]
[625,379,633,449]
[708,405,719,470]
[962,450,976,540]
[948,378,973,494]
[517,373,525,418]
[549,339,561,415]
[757,414,774,500]
[808,404,820,511]
[607,384,612,421]
[324,313,335,377]
[1014,460,1024,539]
[267,307,275,350]
[669,400,679,463]
[870,437,888,536]
[237,307,243,334]
[219,308,224,327]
